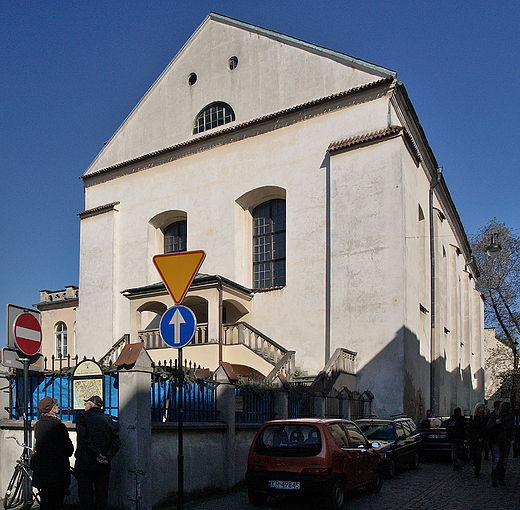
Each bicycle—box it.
[3,436,40,510]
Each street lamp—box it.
[486,234,502,258]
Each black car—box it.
[356,417,421,478]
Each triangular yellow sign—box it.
[153,250,206,304]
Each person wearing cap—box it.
[32,396,74,510]
[74,395,121,510]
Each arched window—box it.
[193,102,235,134]
[253,199,286,289]
[164,220,187,253]
[55,322,67,358]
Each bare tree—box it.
[471,218,520,402]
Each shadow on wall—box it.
[356,326,484,422]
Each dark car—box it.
[356,417,421,478]
[418,416,451,458]
[246,418,382,509]
[419,416,470,460]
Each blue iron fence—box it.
[151,362,217,423]
[9,371,119,421]
[235,385,275,423]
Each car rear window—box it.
[358,423,394,441]
[254,424,322,457]
[428,418,449,429]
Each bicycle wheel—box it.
[4,465,24,510]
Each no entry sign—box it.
[14,313,42,356]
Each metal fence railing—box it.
[235,385,275,424]
[151,360,218,423]
[8,371,119,421]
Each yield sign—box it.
[153,250,206,304]
[14,313,42,356]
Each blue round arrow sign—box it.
[159,305,197,348]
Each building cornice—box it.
[78,202,120,220]
[82,77,394,184]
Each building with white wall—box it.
[35,286,78,366]
[75,13,484,419]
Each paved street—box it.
[181,456,520,510]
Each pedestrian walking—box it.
[487,400,514,487]
[512,401,520,457]
[446,407,468,471]
[469,402,487,477]
[487,401,501,463]
[31,396,74,510]
[74,395,121,510]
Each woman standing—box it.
[32,396,74,509]
[486,401,514,487]
[469,403,487,477]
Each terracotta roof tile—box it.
[328,125,403,153]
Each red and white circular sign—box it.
[14,313,42,356]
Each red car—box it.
[246,418,382,509]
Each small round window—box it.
[228,56,238,70]
[188,73,197,86]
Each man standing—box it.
[32,396,74,510]
[75,395,121,509]
[446,407,468,471]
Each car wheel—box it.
[365,470,383,494]
[248,489,268,506]
[409,451,420,470]
[386,458,396,479]
[327,479,345,510]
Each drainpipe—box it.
[429,167,442,413]
[217,276,223,365]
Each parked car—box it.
[419,416,470,461]
[246,418,383,509]
[356,417,421,478]
[418,416,451,458]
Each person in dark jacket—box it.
[75,395,121,510]
[469,403,487,477]
[487,400,515,487]
[512,402,520,457]
[446,407,468,471]
[32,396,74,510]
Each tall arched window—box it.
[55,322,67,358]
[193,102,235,134]
[253,199,286,289]
[164,220,187,253]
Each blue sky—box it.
[1,1,519,344]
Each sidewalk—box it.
[4,455,519,510]
[174,455,520,510]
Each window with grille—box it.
[164,220,187,253]
[55,322,67,358]
[193,103,235,134]
[253,199,286,289]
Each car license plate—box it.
[428,434,444,439]
[268,480,300,490]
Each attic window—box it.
[193,102,236,134]
[228,56,238,70]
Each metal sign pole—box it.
[22,357,31,505]
[178,347,184,510]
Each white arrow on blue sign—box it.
[159,305,197,348]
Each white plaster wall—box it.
[86,16,391,175]
[80,95,390,365]
[76,211,117,357]
[328,137,406,414]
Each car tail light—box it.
[248,464,267,471]
[301,467,331,475]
